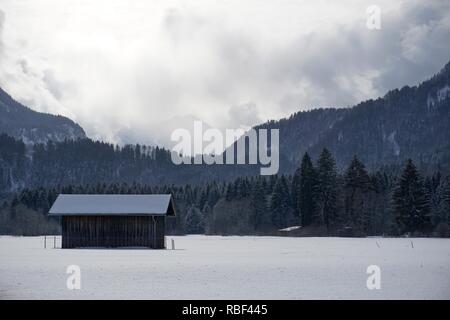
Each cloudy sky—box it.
[0,0,449,147]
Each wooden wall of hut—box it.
[61,215,165,249]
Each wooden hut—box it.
[48,194,175,249]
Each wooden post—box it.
[54,236,56,249]
[171,238,175,250]
[44,236,46,249]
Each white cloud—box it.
[0,0,449,147]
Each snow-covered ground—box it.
[0,235,449,299]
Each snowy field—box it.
[0,235,449,299]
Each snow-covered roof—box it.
[48,194,175,216]
[278,226,302,232]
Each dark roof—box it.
[48,194,175,216]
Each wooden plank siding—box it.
[61,215,165,249]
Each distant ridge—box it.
[0,87,86,144]
[233,59,450,171]
[0,61,449,191]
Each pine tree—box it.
[424,172,448,226]
[270,176,291,228]
[370,171,395,235]
[298,153,317,226]
[392,159,431,234]
[184,205,204,234]
[447,177,450,223]
[202,203,213,234]
[206,182,221,208]
[250,179,269,231]
[315,148,338,233]
[343,156,372,235]
[225,183,234,201]
[291,167,301,218]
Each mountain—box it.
[243,60,450,172]
[1,61,450,196]
[0,87,86,144]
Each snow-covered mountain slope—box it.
[0,87,86,144]
[239,60,450,171]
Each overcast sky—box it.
[0,0,449,147]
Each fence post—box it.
[44,236,46,249]
[54,236,56,249]
[171,238,175,250]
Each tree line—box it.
[1,148,450,237]
[0,134,261,196]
